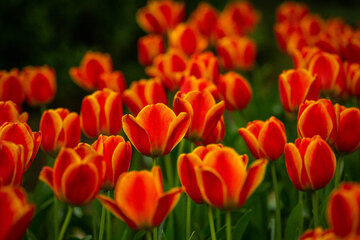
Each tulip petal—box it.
[39,167,54,190]
[63,113,81,148]
[40,110,62,152]
[164,112,190,155]
[81,96,100,138]
[197,167,226,208]
[104,92,123,135]
[284,143,304,191]
[259,119,286,160]
[238,128,263,159]
[202,101,225,139]
[336,108,360,153]
[328,192,353,237]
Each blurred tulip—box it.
[188,2,218,40]
[0,141,24,186]
[0,100,28,126]
[299,14,324,37]
[344,62,360,98]
[180,76,218,100]
[0,122,41,171]
[239,116,287,161]
[341,30,360,63]
[21,66,57,106]
[285,31,309,54]
[285,135,336,191]
[80,88,123,138]
[98,71,126,93]
[334,104,360,154]
[299,227,335,240]
[137,35,165,66]
[40,108,80,153]
[122,78,168,115]
[0,186,34,240]
[273,22,302,52]
[122,103,190,158]
[0,69,24,106]
[97,167,183,229]
[292,46,322,69]
[39,144,104,205]
[173,90,224,142]
[218,71,252,111]
[186,51,220,84]
[276,2,309,23]
[297,99,338,144]
[69,51,112,91]
[92,135,131,190]
[327,182,360,239]
[136,0,185,34]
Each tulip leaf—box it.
[188,231,200,240]
[284,203,303,240]
[134,230,146,240]
[215,209,252,240]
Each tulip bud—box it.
[188,2,218,40]
[0,69,24,106]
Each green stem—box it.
[106,191,111,240]
[58,206,73,240]
[146,231,152,240]
[120,228,128,240]
[152,157,157,168]
[312,191,319,227]
[298,191,303,233]
[216,209,221,231]
[226,211,232,240]
[334,155,344,188]
[92,201,98,239]
[208,205,217,240]
[186,196,191,239]
[153,227,158,240]
[271,162,281,240]
[99,202,106,240]
[164,154,174,186]
[54,195,59,240]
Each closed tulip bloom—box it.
[285,135,336,191]
[0,122,41,171]
[97,167,183,230]
[334,104,360,154]
[278,69,319,112]
[0,186,34,240]
[179,76,218,100]
[327,182,360,239]
[21,66,57,106]
[40,108,81,153]
[173,90,224,142]
[218,72,252,111]
[122,78,168,115]
[122,103,190,158]
[136,0,185,34]
[344,62,360,98]
[239,116,287,161]
[186,52,220,84]
[69,51,113,91]
[0,141,24,186]
[299,227,335,240]
[188,2,218,39]
[98,71,127,94]
[276,2,308,23]
[297,99,338,144]
[80,88,123,138]
[0,101,28,126]
[39,144,104,205]
[92,135,132,190]
[0,69,24,106]
[138,35,165,66]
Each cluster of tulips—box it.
[0,1,360,240]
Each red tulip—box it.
[341,30,360,63]
[0,141,24,186]
[276,2,309,23]
[0,100,28,126]
[186,51,220,85]
[188,2,218,40]
[138,35,165,66]
[273,22,302,52]
[344,62,360,98]
[180,76,218,100]
[197,117,225,146]
[299,227,335,240]
[98,71,127,94]
[0,69,25,106]
[292,46,322,69]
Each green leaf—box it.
[232,209,253,239]
[284,203,303,240]
[134,230,146,240]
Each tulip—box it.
[122,103,190,158]
[334,104,360,154]
[341,30,360,63]
[92,135,132,189]
[0,122,41,171]
[122,78,168,115]
[285,135,336,191]
[343,62,360,98]
[0,186,34,240]
[299,14,324,37]
[276,2,309,23]
[40,108,81,153]
[98,71,127,94]
[39,144,104,205]
[218,71,252,111]
[239,116,287,161]
[80,88,123,138]
[299,227,335,240]
[285,31,309,55]
[0,141,24,186]
[327,182,360,239]
[0,69,25,106]
[179,76,218,100]
[173,90,224,143]
[278,69,319,112]
[97,166,183,230]
[291,46,322,69]
[21,66,57,106]
[197,117,225,146]
[186,51,220,84]
[137,35,165,66]
[0,100,28,126]
[297,99,338,144]
[188,2,218,40]
[69,51,113,91]
[273,22,302,52]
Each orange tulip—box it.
[327,182,360,239]
[40,108,81,153]
[273,22,302,52]
[344,62,360,98]
[97,167,183,230]
[138,35,165,66]
[122,103,190,158]
[0,100,28,126]
[285,135,336,191]
[299,14,324,37]
[276,2,309,23]
[186,51,220,85]
[21,66,57,106]
[39,144,104,205]
[188,2,218,40]
[122,78,168,115]
[0,69,24,106]
[334,104,360,154]
[180,76,218,101]
[80,88,123,138]
[198,117,225,146]
[92,135,131,190]
[98,71,127,94]
[173,90,224,142]
[0,122,41,171]
[0,186,34,240]
[299,227,335,240]
[0,141,24,186]
[292,46,322,69]
[136,0,185,34]
[341,30,360,63]
[218,72,252,111]
[297,99,338,144]
[278,69,319,112]
[69,51,113,91]
[239,116,287,161]
[195,147,267,209]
